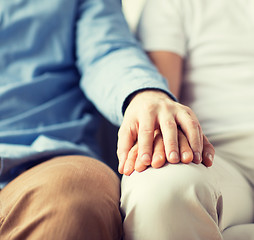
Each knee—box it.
[121,163,215,215]
[28,156,122,240]
[121,164,221,240]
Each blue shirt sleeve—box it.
[76,0,176,126]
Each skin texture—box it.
[118,52,215,176]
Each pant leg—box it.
[0,155,123,240]
[120,155,254,240]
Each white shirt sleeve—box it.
[137,0,187,57]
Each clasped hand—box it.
[117,90,215,176]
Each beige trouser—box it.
[0,155,122,240]
[121,130,254,240]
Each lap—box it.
[0,155,120,205]
[121,155,254,231]
[121,132,254,239]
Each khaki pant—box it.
[0,156,122,240]
[121,131,254,240]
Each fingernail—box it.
[206,152,214,162]
[153,154,163,162]
[169,151,179,163]
[182,152,192,161]
[193,152,201,164]
[118,161,123,169]
[118,153,126,173]
[124,165,130,175]
[141,154,151,165]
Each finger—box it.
[175,109,202,164]
[159,117,180,164]
[134,150,149,172]
[135,158,149,173]
[151,131,166,168]
[135,134,150,172]
[137,115,156,166]
[123,144,138,176]
[117,122,137,174]
[201,135,215,167]
[178,129,193,164]
[185,109,204,153]
[192,125,203,164]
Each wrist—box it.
[123,89,175,115]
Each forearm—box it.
[147,51,183,99]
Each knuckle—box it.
[116,148,124,157]
[192,141,202,150]
[182,105,193,115]
[117,147,128,157]
[142,101,157,114]
[204,143,215,154]
[118,122,137,138]
[166,141,177,150]
[160,100,171,110]
[161,100,178,115]
[164,120,177,129]
[189,119,199,129]
[139,128,154,136]
[184,105,192,112]
[118,126,126,137]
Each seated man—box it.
[121,0,254,239]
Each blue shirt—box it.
[0,0,173,188]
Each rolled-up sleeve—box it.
[76,0,176,126]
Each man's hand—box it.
[117,90,215,175]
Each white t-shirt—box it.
[138,0,254,136]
